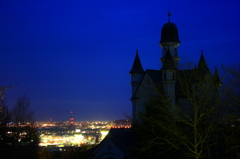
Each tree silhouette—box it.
[220,63,240,158]
[133,64,223,159]
[12,95,35,126]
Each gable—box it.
[92,138,125,159]
[133,72,156,99]
[91,128,136,159]
[132,69,162,99]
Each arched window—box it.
[174,48,177,56]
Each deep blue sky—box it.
[1,0,240,121]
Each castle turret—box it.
[159,12,180,68]
[197,51,210,74]
[129,49,144,96]
[213,68,222,87]
[161,48,176,105]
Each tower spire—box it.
[129,49,144,73]
[161,47,176,70]
[198,50,210,74]
[213,67,222,86]
[168,6,171,22]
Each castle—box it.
[129,14,221,122]
[90,14,222,159]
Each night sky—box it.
[1,0,240,121]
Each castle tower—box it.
[159,12,180,68]
[129,49,144,96]
[160,48,177,106]
[129,50,144,122]
[130,13,181,122]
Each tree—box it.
[133,64,223,159]
[9,95,38,159]
[0,86,13,159]
[220,63,240,158]
[0,85,12,100]
[222,63,240,116]
[0,100,11,128]
[0,85,13,127]
[12,95,35,126]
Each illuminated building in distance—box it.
[70,111,74,124]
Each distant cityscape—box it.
[36,119,131,148]
[0,118,130,158]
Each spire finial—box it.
[168,6,171,22]
[201,50,204,55]
[136,49,138,54]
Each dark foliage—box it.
[0,126,39,159]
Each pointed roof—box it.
[161,48,176,70]
[91,128,136,158]
[197,51,210,73]
[213,68,222,86]
[129,49,144,73]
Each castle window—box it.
[132,76,135,82]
